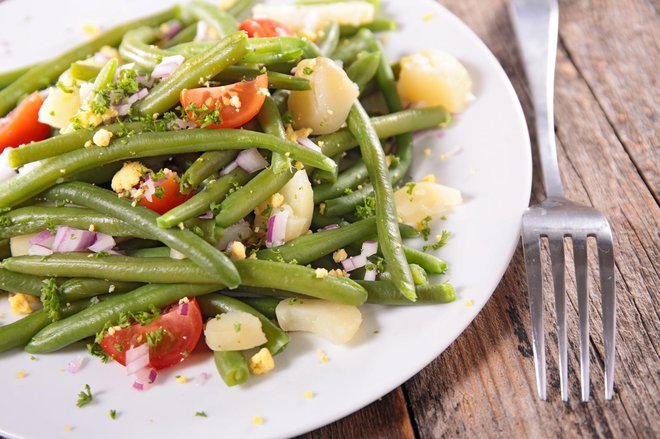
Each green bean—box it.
[0,300,90,353]
[4,256,367,305]
[271,89,290,114]
[118,27,164,70]
[331,28,373,64]
[59,279,143,301]
[257,218,376,265]
[25,283,219,353]
[313,159,369,203]
[399,223,421,239]
[240,297,279,320]
[115,238,162,251]
[0,128,335,208]
[213,350,249,387]
[0,239,10,260]
[197,293,289,355]
[162,23,197,48]
[257,95,291,173]
[70,62,101,81]
[159,168,251,228]
[358,281,457,305]
[348,101,415,301]
[312,155,340,185]
[125,246,171,258]
[135,32,247,116]
[180,151,237,194]
[8,121,148,168]
[317,22,340,56]
[315,106,451,157]
[214,167,292,228]
[0,269,47,296]
[72,162,124,185]
[311,210,344,228]
[42,182,241,288]
[339,19,397,37]
[346,51,381,92]
[0,207,148,239]
[402,245,447,274]
[0,6,179,116]
[168,38,307,65]
[215,66,311,90]
[0,64,32,90]
[187,0,238,37]
[409,263,428,285]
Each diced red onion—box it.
[435,131,445,139]
[142,174,156,202]
[30,229,56,247]
[219,161,239,176]
[197,372,211,385]
[105,249,124,256]
[296,137,322,153]
[195,20,212,41]
[266,208,290,248]
[52,226,97,253]
[198,211,213,219]
[319,224,340,231]
[152,55,185,79]
[136,75,155,88]
[93,51,111,65]
[445,145,463,158]
[361,240,378,257]
[0,148,17,184]
[364,267,377,281]
[216,219,253,250]
[88,233,116,253]
[132,381,145,391]
[162,20,182,39]
[179,302,189,316]
[126,344,150,375]
[67,356,84,374]
[18,160,42,176]
[169,118,197,130]
[236,149,268,173]
[170,248,187,260]
[341,254,367,272]
[126,88,148,105]
[28,244,53,256]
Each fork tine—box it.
[548,236,568,401]
[573,236,590,401]
[522,233,546,400]
[597,234,616,400]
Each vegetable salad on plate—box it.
[0,0,472,390]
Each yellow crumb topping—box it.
[315,268,329,279]
[248,348,275,375]
[92,128,113,147]
[229,241,247,260]
[175,375,188,384]
[422,174,436,183]
[333,249,348,263]
[252,416,264,425]
[8,293,38,315]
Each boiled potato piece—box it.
[394,181,462,226]
[288,57,359,134]
[278,169,314,242]
[38,86,82,129]
[397,49,472,113]
[9,233,38,257]
[204,311,267,351]
[253,2,374,34]
[276,298,362,344]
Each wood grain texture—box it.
[303,0,659,437]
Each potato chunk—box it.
[276,298,362,344]
[394,181,462,226]
[204,311,267,351]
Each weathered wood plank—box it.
[558,0,659,201]
[297,388,415,439]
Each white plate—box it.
[0,1,531,438]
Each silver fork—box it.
[510,0,616,401]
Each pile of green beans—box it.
[0,4,460,389]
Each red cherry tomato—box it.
[100,299,203,370]
[180,74,268,129]
[0,92,50,153]
[239,18,293,38]
[138,172,192,215]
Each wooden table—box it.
[302,0,659,437]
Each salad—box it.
[0,0,472,390]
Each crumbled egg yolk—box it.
[333,249,348,263]
[92,128,113,147]
[175,375,188,384]
[328,269,349,278]
[64,425,73,432]
[465,299,474,307]
[81,22,101,37]
[218,0,238,10]
[304,390,315,399]
[8,293,38,315]
[285,124,313,143]
[228,241,247,260]
[423,148,431,156]
[16,371,26,379]
[248,348,275,375]
[316,349,329,363]
[422,174,436,183]
[111,161,147,193]
[315,268,329,279]
[422,13,433,22]
[294,161,305,170]
[252,416,264,425]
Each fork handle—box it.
[510,0,564,198]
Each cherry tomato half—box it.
[180,74,268,129]
[239,18,293,38]
[138,172,192,215]
[0,92,50,153]
[100,299,203,370]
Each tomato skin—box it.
[138,173,192,215]
[99,299,203,370]
[180,74,268,129]
[239,18,293,38]
[0,92,50,153]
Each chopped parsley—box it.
[185,102,222,128]
[405,182,416,200]
[233,322,242,333]
[87,343,112,363]
[0,215,12,228]
[287,298,303,305]
[302,66,314,75]
[423,230,451,251]
[40,278,61,322]
[418,216,433,241]
[195,411,207,417]
[76,384,93,408]
[109,409,118,420]
[114,343,124,352]
[146,327,165,346]
[355,196,376,220]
